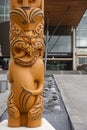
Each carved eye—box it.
[18,0,23,4]
[15,47,22,54]
[28,0,32,3]
[28,0,35,3]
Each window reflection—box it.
[0,0,10,23]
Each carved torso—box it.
[9,58,44,112]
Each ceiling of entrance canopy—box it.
[44,0,87,28]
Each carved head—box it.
[10,0,42,10]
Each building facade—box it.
[45,10,87,71]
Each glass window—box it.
[5,8,10,14]
[47,36,72,53]
[79,57,87,64]
[0,1,5,6]
[76,9,87,47]
[86,58,87,63]
[76,37,87,47]
[79,58,85,64]
[4,16,10,21]
[5,0,10,5]
[0,0,10,23]
[0,16,5,23]
[0,7,4,14]
[77,17,87,29]
[76,30,87,37]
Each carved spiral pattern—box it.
[10,22,24,40]
[19,87,32,113]
[10,7,43,24]
[8,91,20,118]
[28,95,43,121]
[19,86,43,119]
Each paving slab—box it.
[54,74,87,130]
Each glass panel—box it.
[77,17,87,29]
[5,0,10,5]
[4,16,10,21]
[0,0,10,23]
[48,36,72,53]
[76,9,87,47]
[47,61,72,70]
[5,8,10,14]
[76,30,87,47]
[0,0,5,6]
[0,16,5,23]
[0,7,4,14]
[76,30,87,37]
[79,58,85,64]
[0,0,10,6]
[76,38,87,47]
[85,58,87,63]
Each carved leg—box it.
[27,95,43,127]
[8,114,20,127]
[8,91,20,127]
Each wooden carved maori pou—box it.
[8,0,44,127]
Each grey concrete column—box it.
[72,28,76,71]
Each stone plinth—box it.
[0,118,56,130]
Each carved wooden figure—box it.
[8,0,44,127]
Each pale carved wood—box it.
[8,0,44,127]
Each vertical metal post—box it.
[4,0,6,21]
[72,27,76,71]
[45,30,49,72]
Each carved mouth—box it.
[13,47,38,67]
[14,55,37,67]
[21,6,30,10]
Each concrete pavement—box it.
[54,74,87,130]
[0,71,10,120]
[0,86,10,120]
